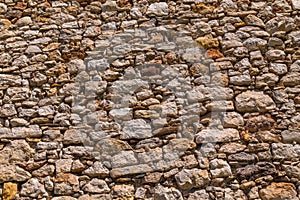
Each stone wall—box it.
[0,0,300,199]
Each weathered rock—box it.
[83,161,109,178]
[0,165,31,183]
[188,190,210,200]
[83,179,110,194]
[236,162,276,180]
[259,182,297,200]
[196,35,219,48]
[20,178,47,198]
[154,185,183,200]
[269,63,288,75]
[0,104,17,117]
[112,184,134,199]
[121,119,152,139]
[281,72,300,86]
[245,14,265,28]
[266,50,285,61]
[272,143,300,160]
[281,131,300,144]
[210,159,232,178]
[223,112,244,128]
[235,91,275,113]
[0,3,7,14]
[196,128,240,144]
[175,169,210,190]
[2,182,18,200]
[146,2,169,16]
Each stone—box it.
[52,197,77,200]
[245,14,265,28]
[269,63,288,75]
[154,185,183,200]
[54,173,79,195]
[228,152,256,163]
[56,159,73,173]
[0,3,7,14]
[38,105,55,116]
[112,184,134,199]
[246,115,275,132]
[0,140,35,165]
[229,74,251,86]
[83,161,109,178]
[0,165,31,183]
[2,182,18,200]
[175,169,210,190]
[16,17,32,26]
[271,143,300,160]
[281,131,300,144]
[110,164,153,178]
[29,72,47,86]
[196,35,219,48]
[20,178,47,198]
[146,2,169,16]
[219,143,246,154]
[259,182,297,200]
[209,159,232,178]
[25,45,42,54]
[111,150,138,168]
[83,179,110,194]
[266,17,295,34]
[63,129,85,145]
[205,49,224,59]
[6,87,30,102]
[223,112,244,128]
[281,72,300,86]
[10,118,29,127]
[291,0,300,10]
[266,50,285,61]
[236,162,276,181]
[235,91,275,113]
[195,128,240,144]
[0,104,17,117]
[243,38,267,51]
[121,119,152,139]
[188,190,210,200]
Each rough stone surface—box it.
[235,91,276,113]
[0,0,299,199]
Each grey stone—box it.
[111,151,138,168]
[0,3,7,14]
[83,179,110,194]
[188,190,210,200]
[266,50,285,61]
[195,128,240,144]
[175,169,210,190]
[154,184,183,200]
[210,159,232,178]
[83,161,109,178]
[229,74,251,86]
[223,112,244,128]
[281,72,300,86]
[282,131,300,144]
[245,14,265,28]
[16,17,33,26]
[147,2,169,16]
[121,119,152,139]
[235,91,275,113]
[269,63,288,75]
[0,164,31,183]
[20,178,47,198]
[272,143,300,160]
[292,0,300,10]
[0,104,17,117]
[25,45,42,54]
[38,105,55,116]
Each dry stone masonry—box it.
[0,0,300,199]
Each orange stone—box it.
[205,49,224,59]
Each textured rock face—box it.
[259,182,298,200]
[0,0,299,199]
[235,91,276,113]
